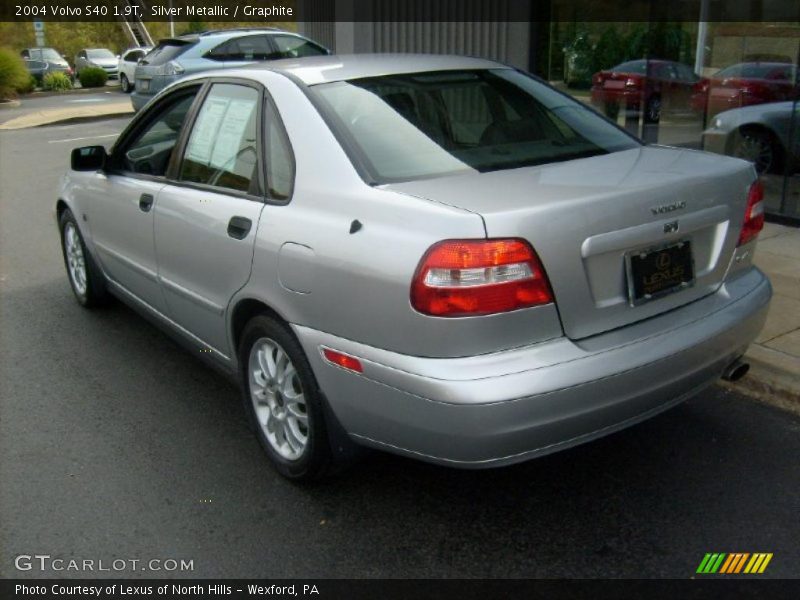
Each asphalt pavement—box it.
[1,119,799,579]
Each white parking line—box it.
[48,133,119,144]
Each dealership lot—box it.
[1,118,799,579]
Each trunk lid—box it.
[384,146,755,340]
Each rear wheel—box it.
[732,127,783,175]
[645,95,661,123]
[239,315,333,481]
[59,209,110,307]
[120,73,131,93]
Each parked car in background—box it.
[118,46,152,93]
[23,59,48,84]
[74,48,120,81]
[131,27,329,111]
[702,101,799,175]
[591,59,700,121]
[58,55,770,480]
[692,62,798,117]
[20,47,74,82]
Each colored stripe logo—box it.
[696,553,773,574]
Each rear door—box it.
[154,80,267,357]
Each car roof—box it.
[247,53,507,85]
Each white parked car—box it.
[118,46,152,93]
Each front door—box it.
[85,87,201,313]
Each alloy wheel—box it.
[64,222,87,297]
[248,337,309,461]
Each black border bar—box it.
[3,0,800,23]
[2,579,800,600]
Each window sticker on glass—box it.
[180,84,260,193]
[185,97,229,165]
[210,99,256,169]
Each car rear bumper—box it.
[294,267,771,468]
[130,91,153,111]
[591,87,642,106]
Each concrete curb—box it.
[721,344,800,415]
[0,103,134,130]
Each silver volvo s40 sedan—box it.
[57,55,772,480]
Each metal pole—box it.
[169,0,175,38]
[694,0,710,76]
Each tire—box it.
[644,95,661,123]
[731,127,784,175]
[59,209,110,308]
[239,314,334,481]
[120,73,131,93]
[603,101,620,120]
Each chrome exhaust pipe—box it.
[722,359,750,382]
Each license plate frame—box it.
[625,240,695,306]
[138,79,150,91]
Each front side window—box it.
[118,89,199,175]
[180,84,260,194]
[311,69,639,183]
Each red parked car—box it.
[591,59,700,122]
[691,62,798,117]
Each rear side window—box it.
[141,41,193,66]
[207,35,272,61]
[271,35,327,59]
[180,84,260,194]
[264,100,294,200]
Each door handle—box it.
[227,216,252,240]
[139,193,154,212]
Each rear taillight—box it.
[411,239,553,317]
[738,180,765,246]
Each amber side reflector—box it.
[322,348,363,373]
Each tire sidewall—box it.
[239,315,330,480]
[59,210,90,306]
[121,74,130,93]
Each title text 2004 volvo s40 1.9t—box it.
[58,55,771,480]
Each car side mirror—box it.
[71,146,107,171]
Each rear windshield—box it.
[141,40,193,66]
[30,48,62,61]
[715,63,795,79]
[310,69,639,183]
[611,60,647,74]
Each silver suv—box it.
[59,55,771,481]
[131,27,329,111]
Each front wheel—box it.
[59,209,110,307]
[240,315,334,481]
[120,73,131,93]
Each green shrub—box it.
[0,46,31,100]
[78,66,107,88]
[43,71,73,91]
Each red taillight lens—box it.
[410,239,553,317]
[322,348,363,373]
[738,180,765,246]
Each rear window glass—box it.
[715,63,793,79]
[611,60,647,74]
[141,40,193,66]
[311,69,639,184]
